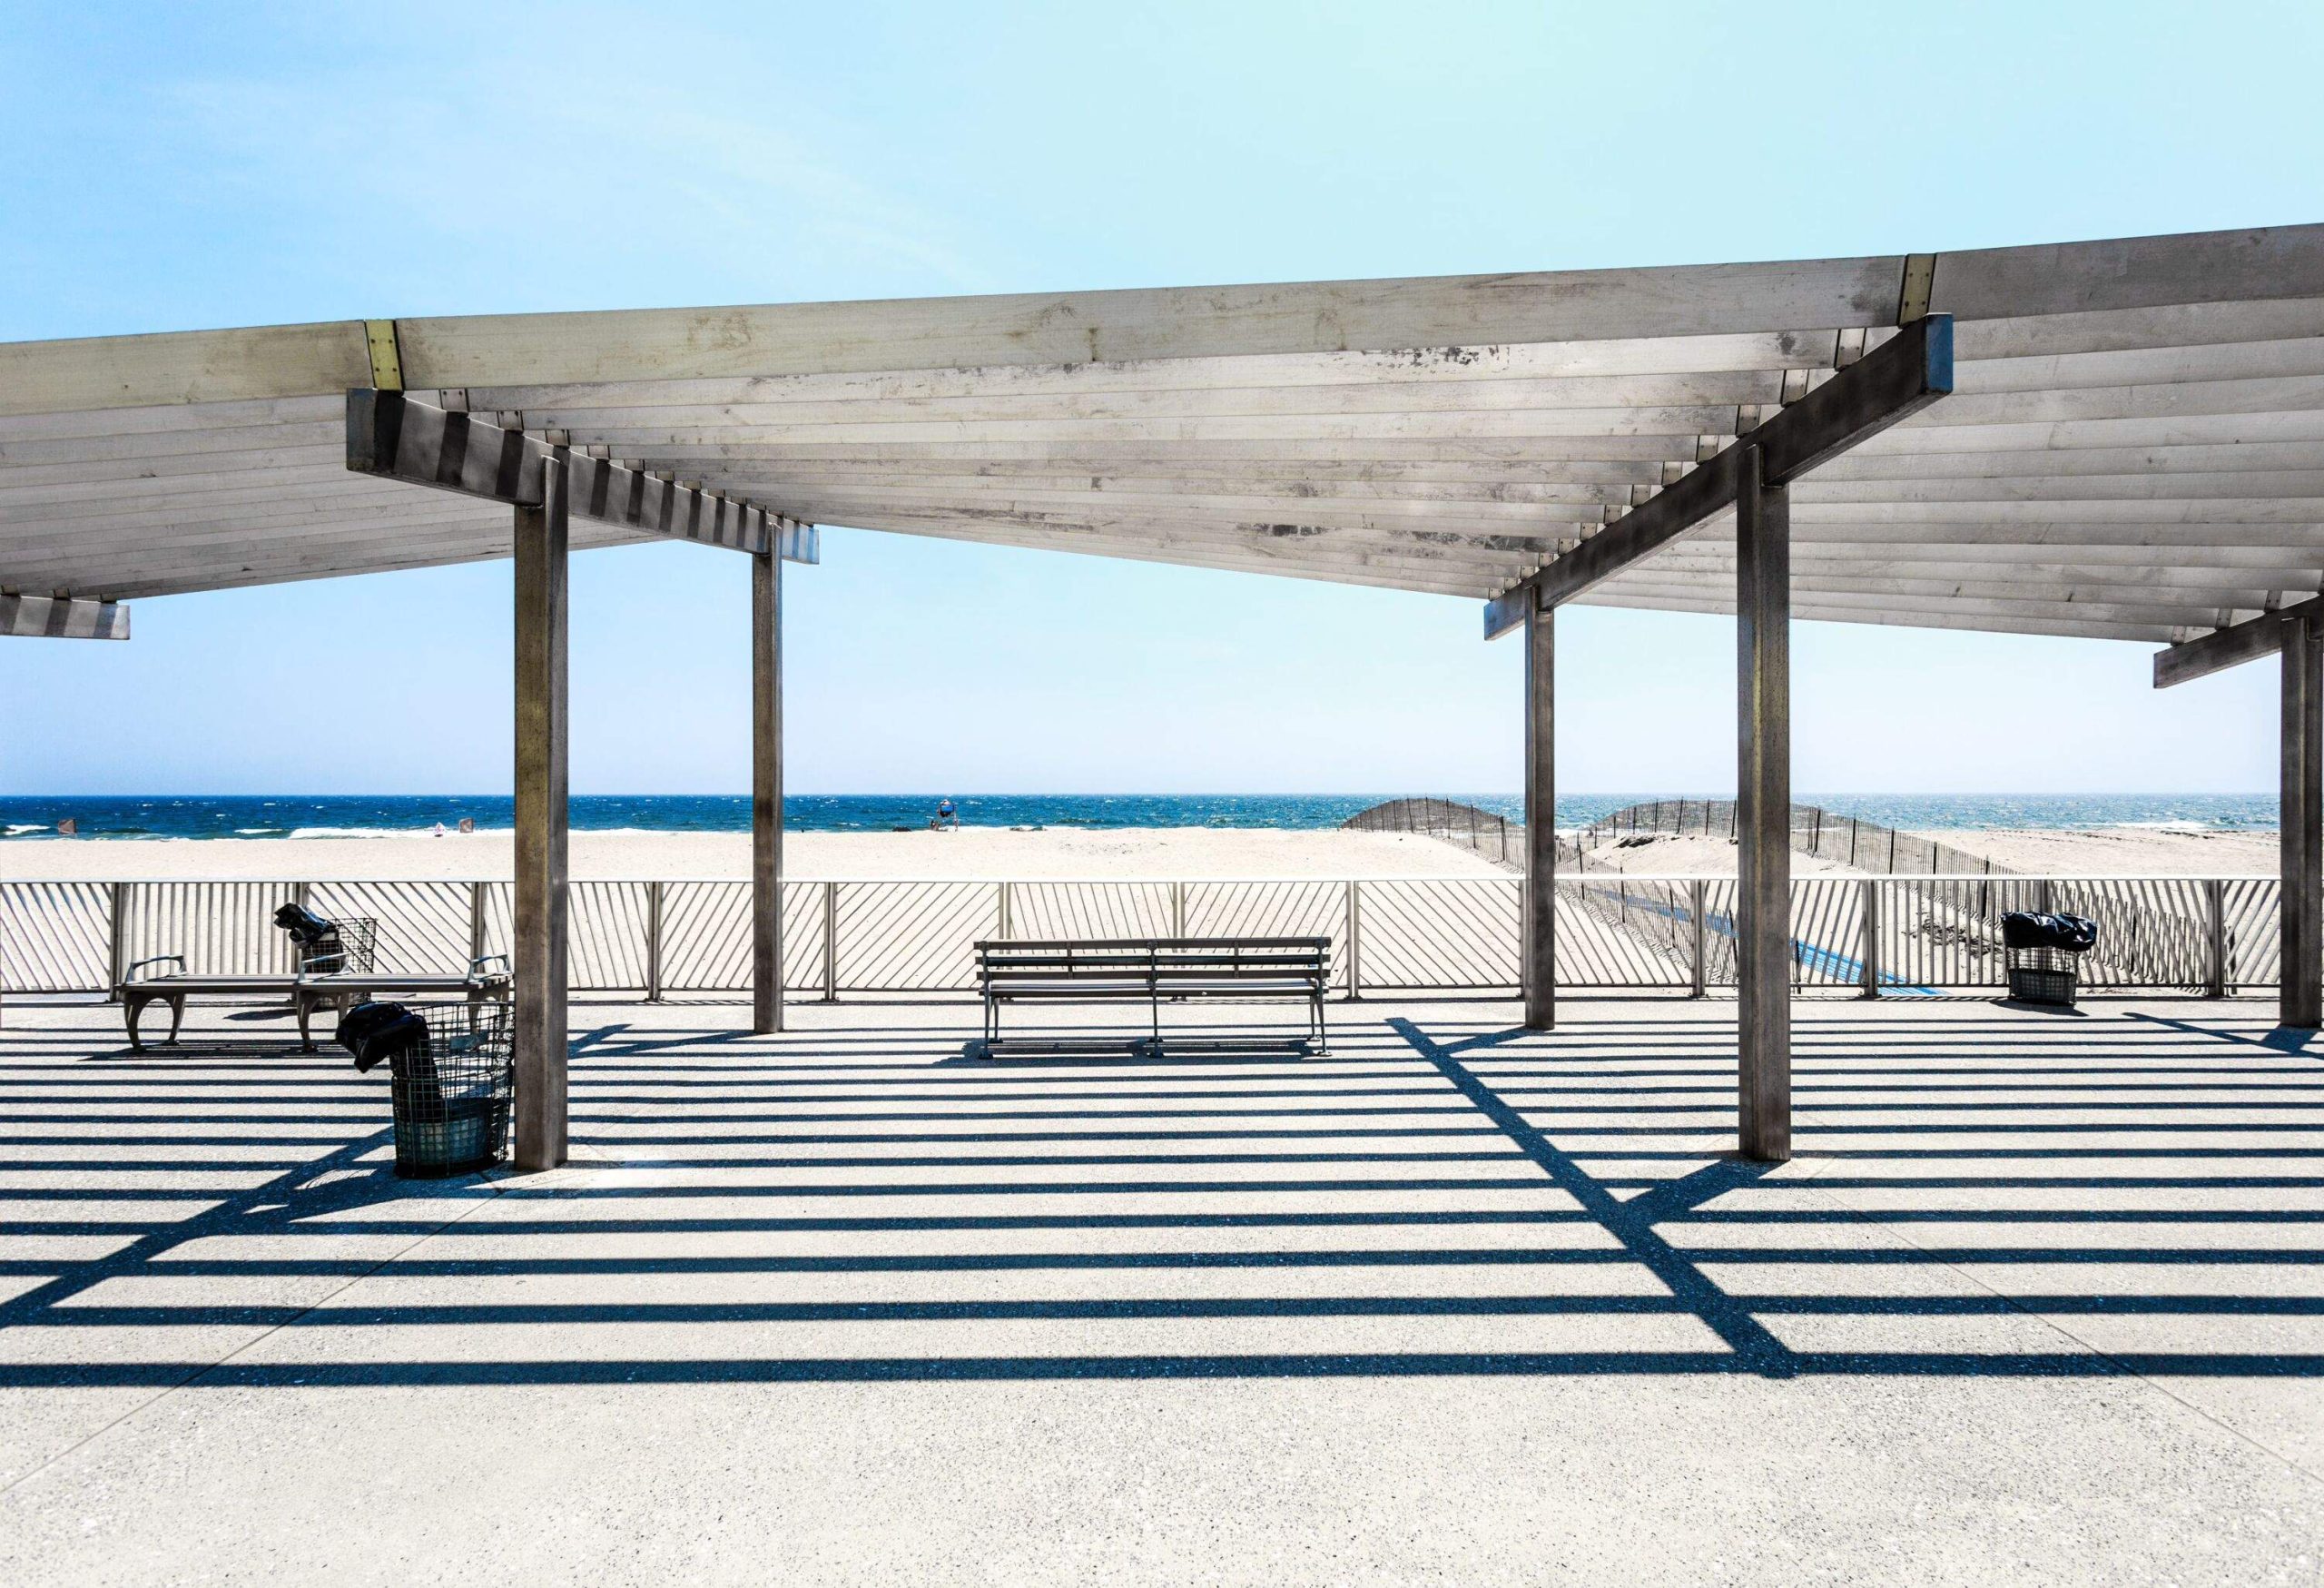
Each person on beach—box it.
[934,798,958,830]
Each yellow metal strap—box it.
[1897,254,1937,324]
[363,320,404,390]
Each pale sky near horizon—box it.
[4,2,2320,797]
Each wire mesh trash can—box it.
[389,1001,515,1178]
[300,916,377,975]
[2000,912,2098,1008]
[2004,945,2080,1007]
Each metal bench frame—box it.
[117,954,513,1053]
[974,936,1329,1056]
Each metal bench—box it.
[974,936,1329,1056]
[116,955,512,1053]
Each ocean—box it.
[0,792,2280,841]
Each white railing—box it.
[0,875,2289,999]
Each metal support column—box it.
[1736,446,1792,1162]
[513,457,570,1172]
[1859,879,1882,1000]
[822,882,839,1001]
[1689,880,1708,999]
[2204,877,2228,999]
[1523,600,1556,1030]
[752,548,784,1034]
[2284,613,2322,1027]
[645,881,665,1002]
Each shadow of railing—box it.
[5,999,2324,1386]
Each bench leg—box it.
[296,996,316,1054]
[165,994,184,1047]
[124,995,147,1053]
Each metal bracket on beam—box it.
[363,321,404,390]
[1482,313,1953,639]
[1897,254,1937,324]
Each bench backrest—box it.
[977,937,1330,990]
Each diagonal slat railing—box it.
[0,874,2299,1000]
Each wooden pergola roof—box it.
[5,222,2323,645]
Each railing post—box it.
[822,881,839,1001]
[1345,880,1363,1001]
[106,881,129,999]
[998,880,1012,939]
[1859,878,1881,999]
[2206,877,2228,997]
[1171,880,1187,937]
[468,881,488,964]
[645,880,665,1002]
[1689,879,1707,999]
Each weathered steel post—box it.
[2284,613,2322,1027]
[513,456,570,1171]
[1523,600,1556,1030]
[1736,446,1792,1162]
[753,547,784,1034]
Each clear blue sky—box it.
[4,1,2319,796]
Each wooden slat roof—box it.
[5,223,2322,644]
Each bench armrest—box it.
[123,954,185,983]
[468,953,512,979]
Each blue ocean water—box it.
[0,791,2280,841]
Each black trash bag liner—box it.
[276,902,350,970]
[337,1000,428,1074]
[274,902,342,945]
[2001,912,2099,952]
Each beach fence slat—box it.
[307,881,470,975]
[836,881,996,991]
[116,882,293,978]
[567,882,650,990]
[1699,880,1739,986]
[1356,878,1520,991]
[478,883,515,972]
[1010,882,1171,943]
[659,880,749,990]
[2224,878,2280,989]
[1561,876,1695,986]
[1184,881,1350,989]
[5,872,2291,1002]
[0,882,112,992]
[1788,876,1861,990]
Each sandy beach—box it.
[1576,825,2277,877]
[0,822,2280,881]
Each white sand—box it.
[0,826,1504,882]
[0,823,2277,882]
[1575,825,2277,876]
[1912,825,2277,876]
[1577,833,1861,877]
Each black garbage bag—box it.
[337,1000,428,1075]
[275,901,349,971]
[274,902,340,945]
[2001,912,2099,952]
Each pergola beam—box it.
[345,390,817,562]
[1483,314,1955,637]
[0,594,127,639]
[2155,597,2324,688]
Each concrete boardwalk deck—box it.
[3,992,2322,1584]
